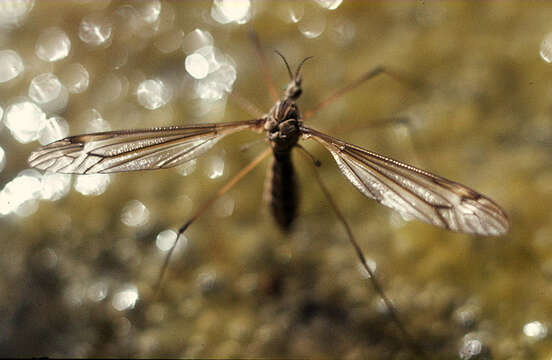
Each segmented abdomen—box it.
[266,152,298,231]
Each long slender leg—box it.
[304,67,419,120]
[154,148,272,296]
[249,30,279,103]
[355,115,425,168]
[329,115,425,167]
[229,91,265,119]
[296,146,423,355]
[333,115,411,132]
[239,137,266,153]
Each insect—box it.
[28,41,509,348]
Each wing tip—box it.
[476,196,510,237]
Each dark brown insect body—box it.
[262,57,309,230]
[264,92,303,230]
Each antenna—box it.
[295,56,314,80]
[274,50,293,81]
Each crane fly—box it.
[28,45,509,349]
[28,59,509,236]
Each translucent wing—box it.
[29,119,264,174]
[301,126,509,236]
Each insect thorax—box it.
[264,98,302,156]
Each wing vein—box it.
[29,119,264,174]
[301,125,509,236]
[343,149,443,226]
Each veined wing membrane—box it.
[301,126,509,236]
[29,119,264,174]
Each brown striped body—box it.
[263,94,303,231]
[267,152,298,231]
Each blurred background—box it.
[1,1,551,358]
